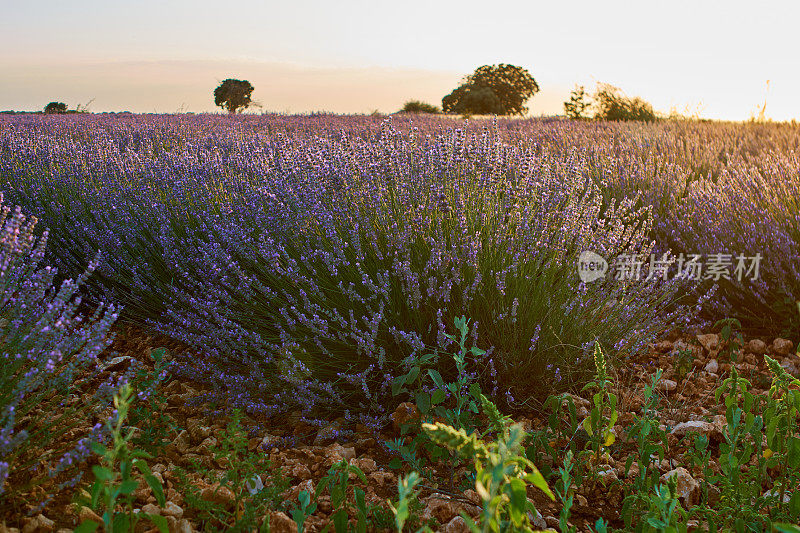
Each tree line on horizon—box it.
[208,65,658,122]
[33,65,723,122]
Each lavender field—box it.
[2,113,800,531]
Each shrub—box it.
[0,196,119,508]
[44,102,68,114]
[442,64,539,116]
[563,85,591,120]
[594,83,657,122]
[400,100,440,114]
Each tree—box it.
[593,83,656,122]
[563,85,591,120]
[400,100,440,114]
[44,102,68,114]
[442,64,539,116]
[213,79,255,114]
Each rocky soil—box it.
[1,326,798,533]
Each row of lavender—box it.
[0,114,796,424]
[0,195,121,503]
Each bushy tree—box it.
[563,85,591,120]
[593,83,656,122]
[213,79,255,114]
[44,102,67,114]
[400,100,440,114]
[442,64,539,116]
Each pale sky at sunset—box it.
[2,0,799,120]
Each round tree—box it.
[213,79,255,114]
[442,64,539,116]
[44,102,68,114]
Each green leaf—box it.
[524,466,555,500]
[333,509,349,533]
[112,513,131,533]
[431,389,446,405]
[789,491,800,517]
[130,449,154,460]
[416,392,431,414]
[89,442,107,456]
[391,375,407,397]
[90,480,103,509]
[150,348,166,362]
[118,479,139,496]
[505,478,528,525]
[788,436,800,469]
[429,370,445,389]
[144,474,166,506]
[91,465,113,482]
[775,524,800,533]
[406,366,420,384]
[74,521,100,533]
[147,514,170,533]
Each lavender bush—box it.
[0,114,699,425]
[0,195,119,506]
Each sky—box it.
[2,0,799,120]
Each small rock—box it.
[654,340,674,353]
[660,467,699,507]
[545,515,560,528]
[161,501,184,519]
[781,359,800,378]
[696,334,719,353]
[349,456,377,474]
[286,478,315,501]
[314,420,343,444]
[575,494,588,507]
[21,515,54,533]
[368,470,395,486]
[422,494,460,524]
[704,359,719,373]
[670,420,719,439]
[747,339,768,356]
[199,436,217,449]
[463,489,481,506]
[173,430,191,454]
[658,379,677,392]
[187,421,212,441]
[165,516,178,532]
[176,519,193,533]
[78,507,102,524]
[245,474,264,495]
[261,433,281,449]
[772,338,794,356]
[267,511,298,533]
[763,489,792,504]
[287,462,312,479]
[444,516,470,533]
[97,355,133,372]
[200,485,235,507]
[391,402,421,432]
[324,442,356,462]
[597,466,618,484]
[564,393,591,410]
[141,503,161,515]
[528,506,547,529]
